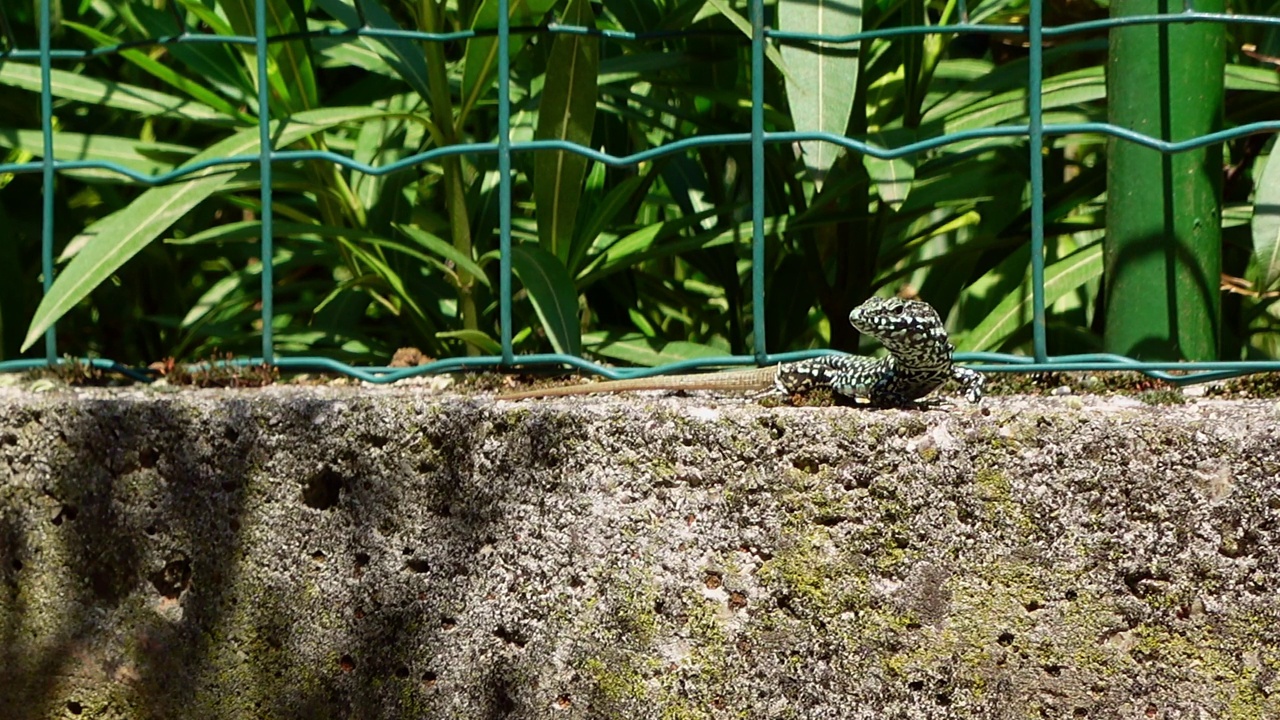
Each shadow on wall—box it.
[0,395,575,719]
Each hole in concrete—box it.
[339,655,355,672]
[791,457,820,474]
[729,592,748,611]
[1024,600,1042,612]
[149,556,192,599]
[144,526,157,536]
[395,666,410,679]
[494,684,516,713]
[907,681,924,692]
[52,505,77,526]
[1043,664,1063,677]
[312,551,326,563]
[405,558,430,573]
[935,693,951,706]
[354,552,370,567]
[704,573,722,590]
[441,618,456,630]
[422,671,438,686]
[1064,589,1078,601]
[224,424,240,443]
[302,468,343,510]
[139,447,158,468]
[66,701,82,715]
[997,632,1015,646]
[494,626,527,647]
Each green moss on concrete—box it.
[758,528,870,618]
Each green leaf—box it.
[1251,149,1280,290]
[582,332,726,366]
[437,329,504,355]
[21,107,393,352]
[603,0,663,32]
[313,0,433,101]
[577,210,792,287]
[702,0,790,78]
[136,3,253,106]
[216,0,318,112]
[958,241,1103,353]
[779,0,862,188]
[572,173,649,270]
[862,131,915,210]
[461,0,559,120]
[394,223,491,287]
[535,0,599,262]
[935,67,1105,132]
[0,127,194,179]
[62,21,251,121]
[0,56,226,124]
[509,245,582,356]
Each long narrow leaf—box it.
[460,0,559,120]
[0,63,225,123]
[779,0,862,188]
[1251,151,1280,291]
[583,332,726,366]
[702,0,790,78]
[218,0,318,112]
[314,0,434,102]
[21,107,392,352]
[510,245,582,356]
[534,0,599,262]
[437,329,504,355]
[958,242,1103,352]
[63,21,251,121]
[394,223,491,286]
[0,127,194,178]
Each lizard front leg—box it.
[952,366,985,403]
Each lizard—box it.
[497,296,985,407]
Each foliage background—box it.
[1,0,1279,368]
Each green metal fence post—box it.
[1104,1,1224,360]
[39,0,57,361]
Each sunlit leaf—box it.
[535,0,599,261]
[958,242,1104,352]
[21,107,393,352]
[1251,150,1280,290]
[779,0,862,189]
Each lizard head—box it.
[848,296,952,364]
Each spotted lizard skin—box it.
[774,296,984,406]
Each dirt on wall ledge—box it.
[0,385,1278,719]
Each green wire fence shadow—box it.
[2,0,1280,385]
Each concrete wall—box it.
[1,386,1278,719]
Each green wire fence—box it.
[2,0,1280,385]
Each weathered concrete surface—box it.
[1,386,1278,719]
